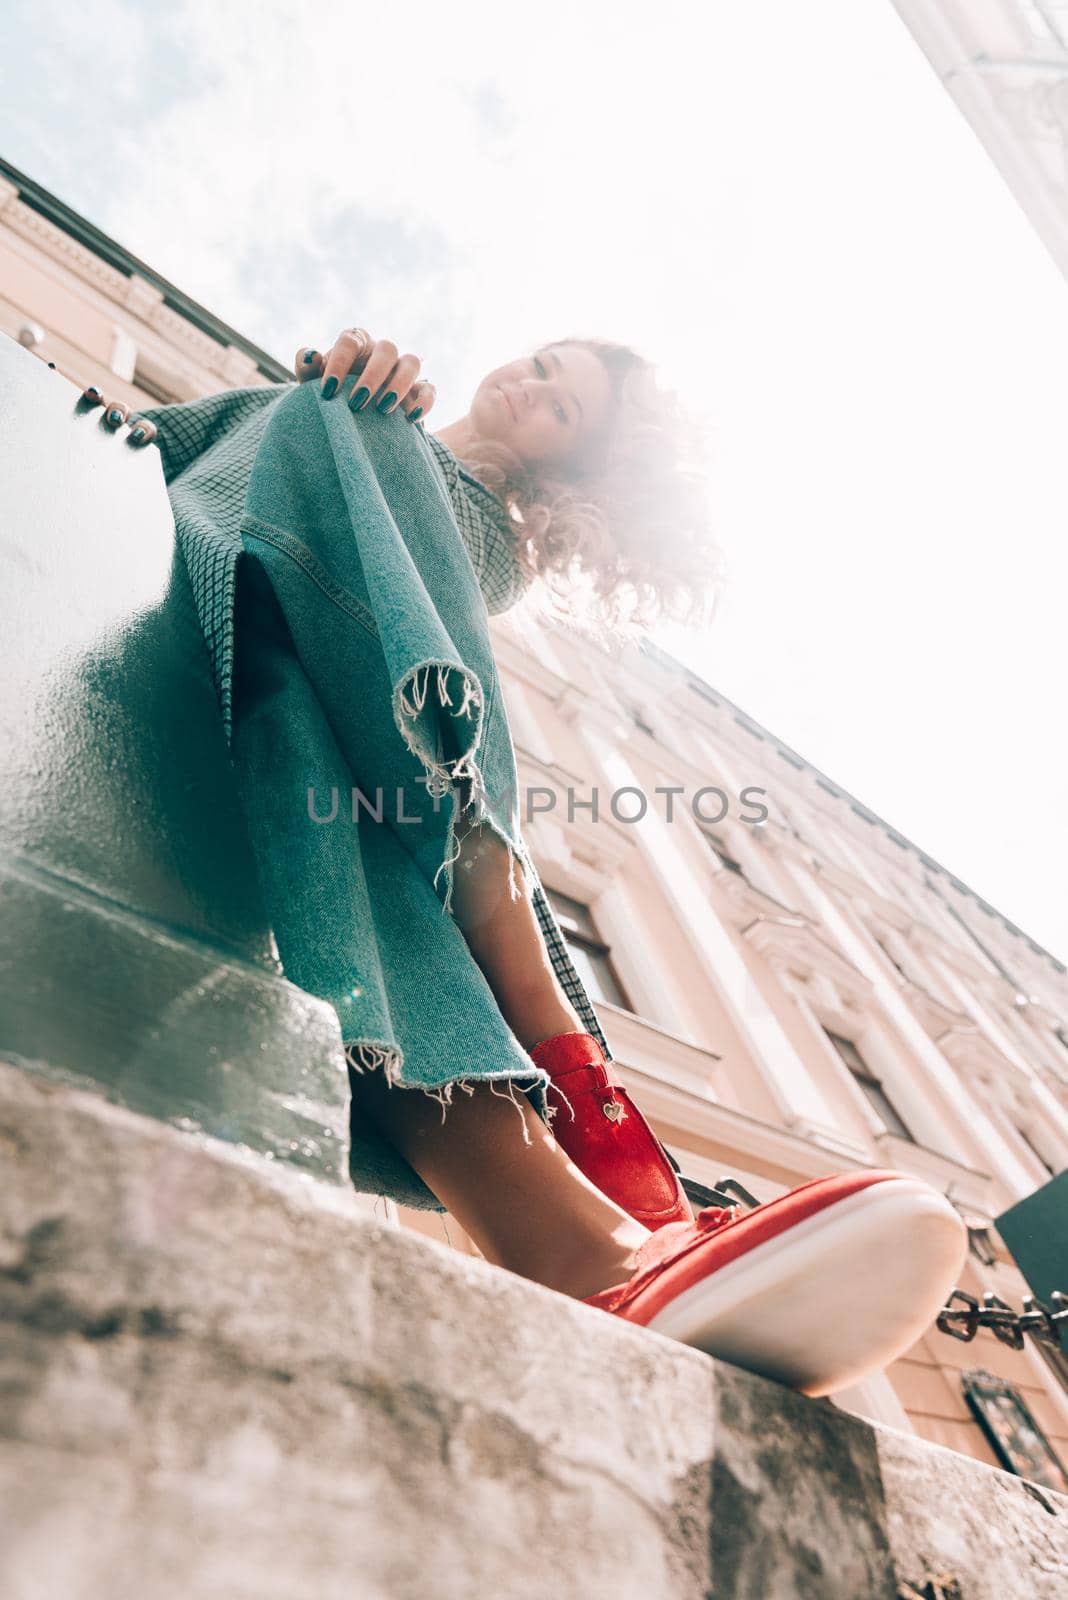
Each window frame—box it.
[823,1028,915,1142]
[545,887,634,1013]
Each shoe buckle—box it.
[692,1175,761,1213]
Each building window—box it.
[874,935,910,983]
[619,694,655,738]
[1014,1124,1056,1178]
[545,889,632,1011]
[703,831,744,875]
[823,1029,914,1141]
[967,1226,998,1266]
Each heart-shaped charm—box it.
[602,1098,626,1123]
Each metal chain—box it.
[937,1288,1068,1351]
[897,1576,962,1600]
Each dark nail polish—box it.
[408,406,423,424]
[107,408,123,425]
[86,386,101,400]
[303,350,317,365]
[130,427,145,443]
[377,390,398,414]
[350,386,370,412]
[322,376,338,400]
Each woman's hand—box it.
[294,329,436,423]
[78,385,158,447]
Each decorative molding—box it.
[906,914,1009,991]
[740,911,873,1015]
[614,1053,874,1181]
[601,1004,723,1100]
[1011,991,1066,1032]
[122,276,164,321]
[515,750,635,873]
[4,197,130,300]
[713,860,804,931]
[748,813,804,852]
[536,846,612,913]
[491,630,570,699]
[874,1130,993,1215]
[848,880,917,935]
[221,344,262,387]
[935,1023,1032,1104]
[1036,1063,1068,1110]
[147,300,234,371]
[977,61,1068,157]
[854,904,975,1033]
[899,980,970,1042]
[555,683,627,742]
[806,853,874,902]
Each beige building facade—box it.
[3,150,1067,1479]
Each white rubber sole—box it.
[645,1178,968,1397]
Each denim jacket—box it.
[135,375,632,1209]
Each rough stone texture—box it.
[1,1062,1066,1600]
[878,1425,1068,1600]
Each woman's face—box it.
[470,342,614,470]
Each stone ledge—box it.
[1,1061,1065,1600]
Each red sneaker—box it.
[530,1030,694,1231]
[581,1169,968,1396]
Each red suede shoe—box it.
[581,1168,968,1396]
[529,1030,694,1231]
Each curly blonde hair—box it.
[452,336,726,645]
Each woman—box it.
[84,329,967,1398]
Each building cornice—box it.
[0,156,289,382]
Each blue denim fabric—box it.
[228,374,552,1208]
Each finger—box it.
[102,401,131,431]
[400,379,436,424]
[321,328,373,398]
[82,383,106,409]
[346,338,400,412]
[295,347,324,383]
[127,416,159,448]
[371,352,422,416]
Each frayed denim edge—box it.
[392,656,534,921]
[344,1039,578,1148]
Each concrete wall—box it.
[2,1062,1066,1600]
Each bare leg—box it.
[349,817,651,1298]
[447,818,580,1052]
[351,1067,648,1299]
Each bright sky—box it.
[3,0,1066,966]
